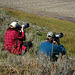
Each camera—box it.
[54,33,63,42]
[17,23,29,30]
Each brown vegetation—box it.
[0,9,75,75]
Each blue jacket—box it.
[39,41,66,57]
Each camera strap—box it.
[51,43,53,56]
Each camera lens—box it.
[59,33,63,38]
[23,23,29,28]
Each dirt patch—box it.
[0,0,75,22]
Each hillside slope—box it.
[0,8,75,75]
[0,8,75,56]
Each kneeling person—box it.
[39,31,66,61]
[5,22,32,55]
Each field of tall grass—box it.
[0,8,75,75]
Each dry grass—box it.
[0,52,75,75]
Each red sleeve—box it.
[15,32,25,41]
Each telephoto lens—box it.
[22,23,29,29]
[55,33,63,38]
[54,33,63,42]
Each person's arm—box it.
[17,32,25,40]
[57,44,66,55]
[53,39,66,55]
[15,26,25,41]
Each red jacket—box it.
[5,29,26,54]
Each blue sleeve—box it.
[54,44,66,55]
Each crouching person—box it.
[39,31,66,61]
[5,22,32,55]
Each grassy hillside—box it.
[0,8,75,75]
[0,8,75,56]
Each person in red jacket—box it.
[5,22,32,55]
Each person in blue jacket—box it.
[39,31,66,61]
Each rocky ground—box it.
[0,0,75,22]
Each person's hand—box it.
[21,25,24,32]
[53,41,56,44]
